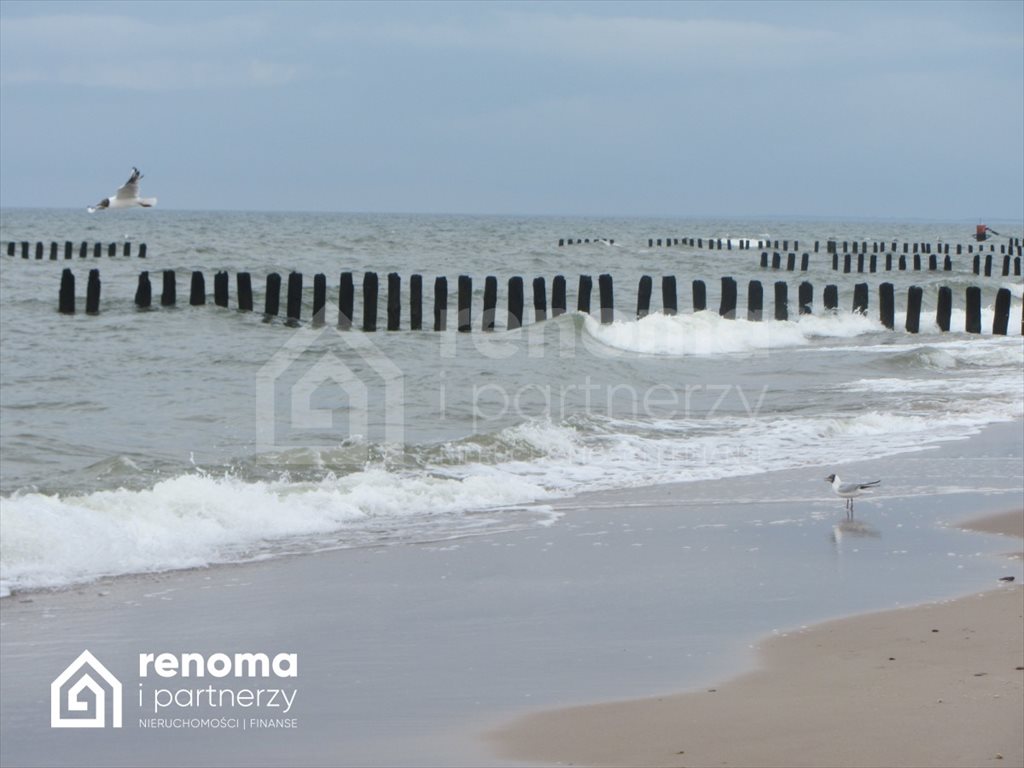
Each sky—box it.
[0,0,1021,219]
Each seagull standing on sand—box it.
[825,474,880,518]
[88,167,157,212]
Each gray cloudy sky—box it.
[1,0,1021,219]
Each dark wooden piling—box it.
[965,286,982,334]
[1002,255,1011,277]
[362,272,378,331]
[106,243,115,257]
[338,272,353,329]
[801,253,809,271]
[48,241,57,260]
[993,288,1011,336]
[824,284,838,311]
[135,271,151,308]
[832,253,838,270]
[458,275,473,332]
[189,271,206,306]
[214,271,229,308]
[944,255,952,271]
[578,275,593,314]
[905,286,923,333]
[551,275,567,317]
[747,280,763,321]
[313,273,327,327]
[886,254,893,271]
[984,254,992,277]
[483,276,498,331]
[410,274,423,331]
[798,281,813,315]
[843,254,851,273]
[265,272,281,319]
[139,243,147,259]
[533,276,547,322]
[124,242,131,258]
[853,282,868,314]
[787,253,796,271]
[64,241,73,260]
[93,243,102,258]
[35,242,43,259]
[899,255,907,270]
[772,252,782,269]
[857,253,864,273]
[719,277,737,319]
[237,272,253,312]
[936,286,952,332]
[433,276,448,331]
[913,254,921,271]
[928,254,937,271]
[59,269,75,314]
[79,241,88,258]
[599,273,614,324]
[287,272,303,326]
[85,269,101,315]
[5,242,12,257]
[508,276,524,330]
[162,270,176,306]
[693,280,707,312]
[637,275,653,319]
[20,241,28,258]
[879,283,895,330]
[662,275,677,315]
[1015,257,1022,276]
[774,281,788,321]
[973,254,981,274]
[386,273,400,331]
[761,252,769,268]
[869,254,877,273]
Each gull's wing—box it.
[114,167,142,200]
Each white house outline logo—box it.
[257,325,405,448]
[51,650,122,728]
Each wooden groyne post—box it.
[85,269,101,315]
[387,273,401,331]
[599,274,614,324]
[264,272,281,319]
[507,276,524,330]
[135,271,152,308]
[362,272,377,331]
[338,272,354,329]
[59,269,75,314]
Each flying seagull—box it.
[825,474,880,518]
[88,167,157,212]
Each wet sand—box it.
[490,508,1024,768]
[2,422,1021,767]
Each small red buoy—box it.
[975,224,988,241]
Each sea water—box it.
[1,209,1022,596]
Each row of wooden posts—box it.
[559,236,1023,256]
[825,251,1022,276]
[57,268,1019,336]
[4,241,147,259]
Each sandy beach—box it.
[2,423,1022,767]
[491,508,1024,768]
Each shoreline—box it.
[489,508,1024,768]
[1,422,1021,767]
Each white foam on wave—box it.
[0,468,552,596]
[583,311,883,356]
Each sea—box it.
[1,209,1022,598]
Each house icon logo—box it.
[51,650,122,728]
[256,325,405,450]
